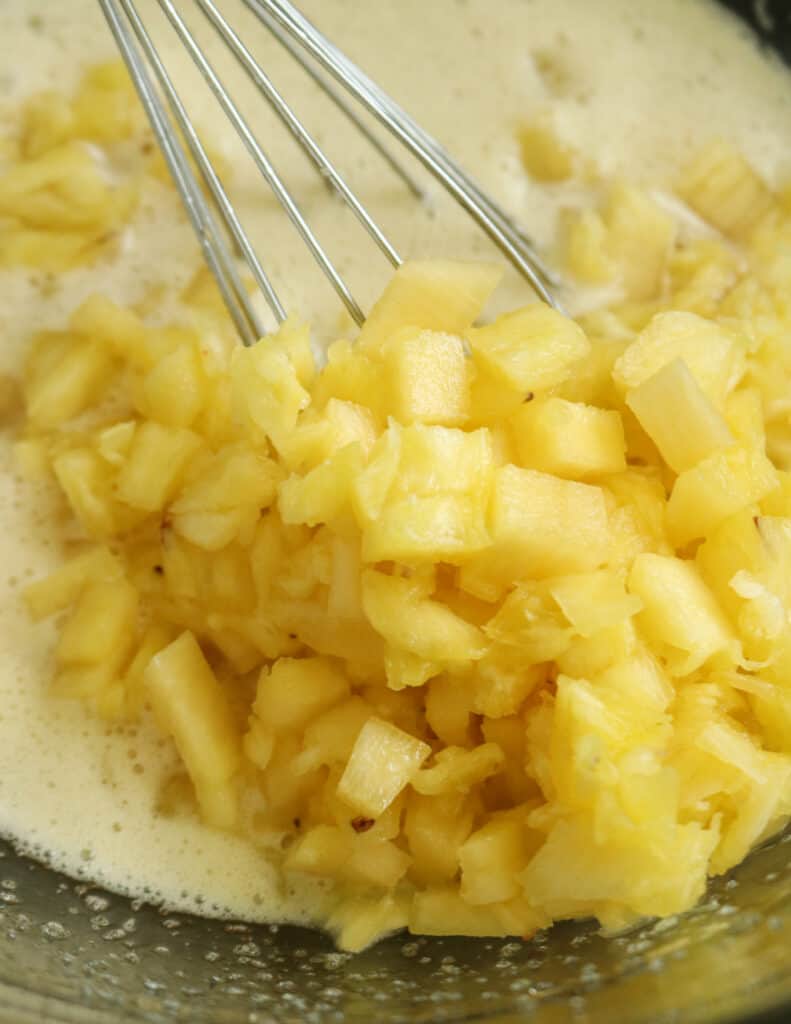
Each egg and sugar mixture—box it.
[4,0,791,951]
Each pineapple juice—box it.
[1,0,791,929]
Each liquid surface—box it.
[1,0,791,927]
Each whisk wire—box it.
[99,0,563,346]
[157,0,367,326]
[195,0,403,270]
[242,0,561,308]
[118,0,287,328]
[99,0,265,345]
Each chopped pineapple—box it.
[144,632,241,828]
[20,109,791,954]
[357,260,502,350]
[626,358,734,473]
[467,303,590,393]
[510,396,626,479]
[336,717,431,817]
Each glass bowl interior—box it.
[3,2,791,1022]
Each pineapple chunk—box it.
[549,570,642,637]
[482,465,611,580]
[520,815,718,923]
[279,443,364,530]
[667,444,778,547]
[144,632,241,828]
[404,791,474,884]
[356,425,496,563]
[459,810,536,904]
[467,304,590,393]
[409,887,523,938]
[519,115,575,182]
[559,207,616,285]
[510,397,626,479]
[362,569,487,666]
[24,547,121,621]
[626,358,734,473]
[613,311,744,408]
[602,184,677,301]
[138,343,206,428]
[171,444,281,550]
[336,717,431,817]
[23,334,115,429]
[57,578,137,668]
[385,328,470,426]
[677,140,774,239]
[252,656,349,733]
[411,743,505,796]
[52,448,115,536]
[357,260,502,350]
[117,422,201,512]
[628,553,737,675]
[231,334,310,449]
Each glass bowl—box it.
[3,2,791,1022]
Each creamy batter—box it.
[1,0,791,927]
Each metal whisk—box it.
[99,0,561,347]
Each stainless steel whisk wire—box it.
[98,0,561,346]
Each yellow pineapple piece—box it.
[409,887,516,938]
[459,809,537,904]
[384,328,470,426]
[478,465,611,582]
[667,444,778,547]
[613,311,744,408]
[677,139,774,239]
[404,791,475,884]
[52,447,116,537]
[329,894,410,953]
[626,358,734,473]
[20,90,75,158]
[24,547,121,621]
[251,656,349,733]
[279,443,364,530]
[138,343,207,428]
[170,443,280,550]
[549,570,642,637]
[71,61,144,143]
[559,207,616,285]
[336,717,431,817]
[356,422,495,562]
[726,387,765,450]
[425,676,474,747]
[602,184,677,301]
[357,259,502,350]
[510,397,626,479]
[411,743,505,796]
[57,578,138,669]
[518,114,576,182]
[466,360,527,425]
[519,815,718,925]
[69,294,146,358]
[362,569,487,666]
[293,696,372,775]
[628,553,737,675]
[144,632,241,829]
[23,332,116,429]
[310,339,384,417]
[484,583,572,663]
[117,422,202,512]
[231,334,310,450]
[467,304,590,393]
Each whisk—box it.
[98,0,561,347]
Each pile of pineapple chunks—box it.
[13,70,791,950]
